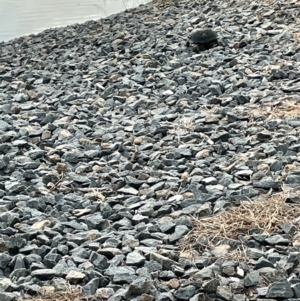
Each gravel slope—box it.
[1,0,300,300]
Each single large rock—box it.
[266,279,294,299]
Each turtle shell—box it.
[188,28,218,45]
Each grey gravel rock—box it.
[129,277,152,295]
[31,269,58,279]
[202,278,219,293]
[265,235,291,246]
[126,252,146,266]
[291,283,300,298]
[244,271,261,287]
[150,253,180,270]
[0,292,17,301]
[216,285,233,301]
[82,278,100,295]
[0,0,300,299]
[169,225,189,243]
[174,285,196,300]
[112,267,137,284]
[266,279,294,299]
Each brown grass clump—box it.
[182,192,300,250]
[271,100,300,118]
[19,285,87,301]
[224,245,250,262]
[248,100,300,120]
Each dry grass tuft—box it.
[225,245,250,262]
[91,188,106,202]
[294,32,300,44]
[19,285,86,301]
[271,100,300,118]
[248,100,300,120]
[168,117,194,136]
[182,192,300,250]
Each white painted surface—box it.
[0,0,149,42]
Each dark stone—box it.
[168,225,189,243]
[128,277,152,295]
[43,253,62,268]
[174,285,196,300]
[255,258,274,270]
[82,278,100,295]
[89,252,109,271]
[202,279,219,293]
[266,279,293,298]
[265,235,291,246]
[0,253,12,269]
[111,266,137,284]
[253,178,281,189]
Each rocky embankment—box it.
[1,0,300,300]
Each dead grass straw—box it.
[269,100,300,118]
[182,192,300,250]
[248,100,300,120]
[19,285,87,301]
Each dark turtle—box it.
[186,28,218,52]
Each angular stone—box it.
[174,285,196,301]
[44,253,62,268]
[82,278,100,295]
[244,271,261,287]
[256,287,268,296]
[96,288,115,299]
[265,235,290,246]
[266,279,293,298]
[169,225,189,243]
[255,257,274,270]
[0,253,12,268]
[150,252,180,270]
[247,248,266,259]
[253,178,281,189]
[279,222,296,235]
[10,268,27,280]
[194,265,214,280]
[128,277,152,295]
[126,252,146,266]
[166,278,180,289]
[291,283,300,298]
[98,248,122,257]
[0,292,17,301]
[118,187,139,195]
[216,286,233,301]
[89,252,109,271]
[233,294,247,301]
[159,270,176,280]
[66,270,86,283]
[202,279,219,293]
[112,266,137,284]
[31,269,58,279]
[221,260,236,276]
[155,292,173,301]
